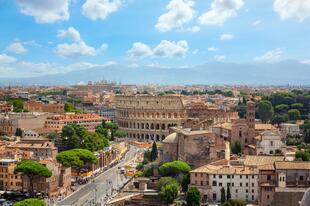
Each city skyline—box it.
[1,0,310,80]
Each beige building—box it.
[44,113,104,132]
[253,131,286,155]
[162,127,228,169]
[0,159,23,191]
[23,100,64,114]
[115,95,187,141]
[7,138,58,160]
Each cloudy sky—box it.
[0,0,310,78]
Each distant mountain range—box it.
[1,60,310,86]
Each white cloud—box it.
[0,54,17,64]
[82,0,121,21]
[155,0,196,32]
[57,27,81,42]
[252,20,261,26]
[55,27,107,58]
[127,40,188,59]
[220,33,234,40]
[16,0,69,23]
[214,55,226,61]
[254,48,283,63]
[199,0,244,26]
[23,40,42,47]
[127,42,153,58]
[208,47,218,52]
[6,42,27,54]
[153,40,188,58]
[274,0,310,22]
[300,60,310,65]
[55,41,97,58]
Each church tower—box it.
[246,101,255,144]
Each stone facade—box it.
[44,113,104,132]
[162,127,229,169]
[23,100,64,114]
[115,95,187,141]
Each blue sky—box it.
[0,0,310,78]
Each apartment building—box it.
[0,159,23,191]
[44,113,104,132]
[23,100,64,114]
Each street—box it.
[55,145,138,206]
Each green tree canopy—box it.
[231,140,242,155]
[56,149,97,168]
[13,198,45,206]
[64,102,81,113]
[14,160,52,196]
[150,141,158,161]
[186,187,201,206]
[221,187,226,204]
[60,124,109,152]
[159,183,179,204]
[158,177,178,189]
[159,161,191,177]
[288,109,301,121]
[275,104,289,113]
[272,114,289,125]
[256,100,274,123]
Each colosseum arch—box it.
[156,124,160,130]
[151,123,154,130]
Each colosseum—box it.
[115,95,187,141]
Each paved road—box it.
[55,146,138,206]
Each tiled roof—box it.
[275,161,310,170]
[244,155,285,167]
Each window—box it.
[227,175,230,178]
[300,176,304,181]
[232,175,234,179]
[219,175,222,179]
[267,175,271,181]
[252,195,254,201]
[252,183,254,187]
[213,193,217,201]
[227,183,230,187]
[252,189,254,193]
[252,175,255,179]
[195,173,197,177]
[232,183,234,187]
[246,175,249,179]
[267,195,270,199]
[213,174,216,178]
[201,181,203,186]
[246,189,248,193]
[219,182,222,186]
[240,183,242,187]
[236,189,238,193]
[246,183,248,187]
[240,175,242,179]
[212,181,217,186]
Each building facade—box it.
[44,113,103,132]
[115,95,187,141]
[23,100,64,114]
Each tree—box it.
[159,161,191,177]
[272,114,289,125]
[224,199,246,206]
[181,173,190,192]
[256,100,274,123]
[15,128,23,137]
[95,125,108,137]
[13,198,45,206]
[186,187,201,206]
[150,141,158,161]
[105,122,119,141]
[60,124,109,152]
[227,186,231,200]
[114,130,127,138]
[288,109,301,121]
[275,104,289,114]
[231,140,242,155]
[159,183,179,204]
[221,187,226,204]
[64,102,81,113]
[158,177,178,189]
[56,149,97,167]
[291,103,304,110]
[301,121,310,143]
[14,161,52,196]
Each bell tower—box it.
[246,101,255,144]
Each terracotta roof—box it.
[255,124,276,130]
[244,155,285,167]
[275,161,310,170]
[191,164,258,175]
